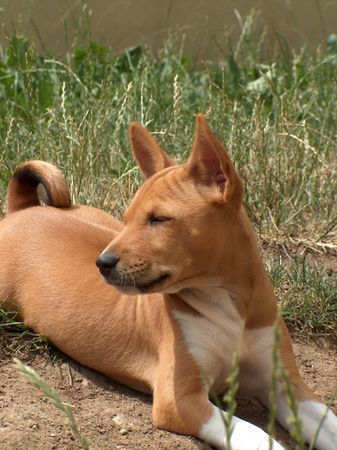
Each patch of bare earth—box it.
[0,335,336,450]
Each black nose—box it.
[96,252,120,271]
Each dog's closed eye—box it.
[148,214,172,226]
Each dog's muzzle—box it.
[96,252,171,294]
[96,252,120,278]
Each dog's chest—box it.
[174,288,245,392]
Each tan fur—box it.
[6,160,72,214]
[0,114,334,449]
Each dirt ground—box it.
[0,335,336,450]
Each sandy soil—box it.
[0,334,336,450]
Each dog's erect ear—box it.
[129,123,174,179]
[186,113,243,206]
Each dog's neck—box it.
[176,286,239,327]
[171,208,278,327]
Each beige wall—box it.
[0,0,336,58]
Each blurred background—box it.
[1,0,337,58]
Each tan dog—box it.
[0,114,336,449]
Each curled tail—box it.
[6,160,72,215]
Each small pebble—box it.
[112,415,124,427]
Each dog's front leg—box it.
[275,393,337,450]
[273,322,337,450]
[199,403,286,450]
[152,387,285,449]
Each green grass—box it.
[269,258,337,334]
[0,14,336,242]
[0,308,49,350]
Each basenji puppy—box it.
[0,114,336,449]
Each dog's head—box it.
[96,114,244,294]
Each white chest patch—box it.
[174,288,245,392]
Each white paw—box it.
[228,420,285,450]
[199,405,286,450]
[298,400,337,450]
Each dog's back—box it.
[0,160,120,311]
